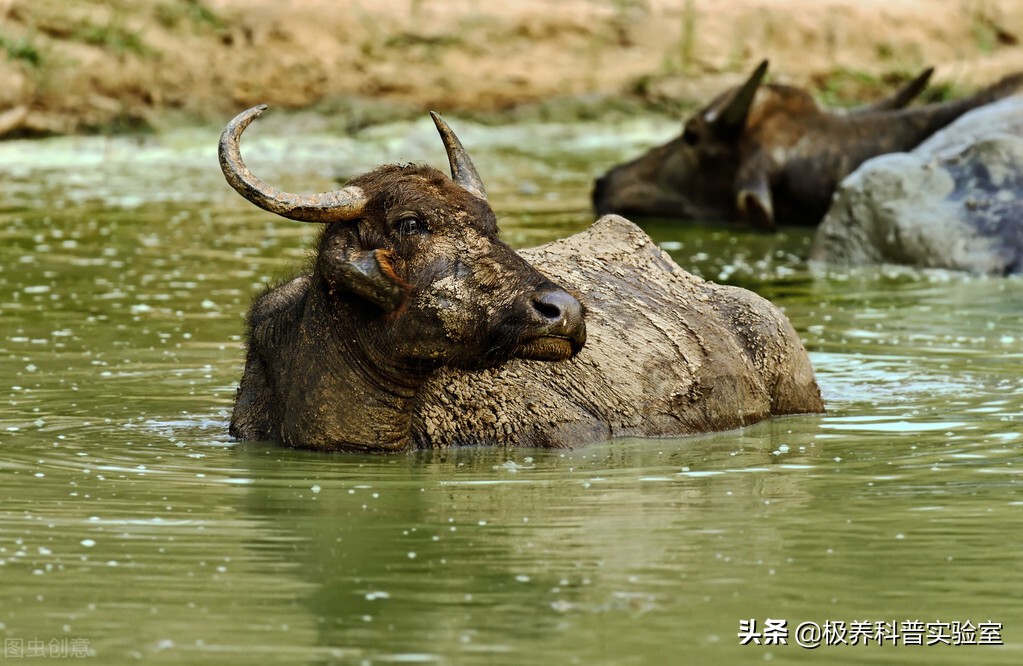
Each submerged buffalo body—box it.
[221,107,824,452]
[593,61,1023,230]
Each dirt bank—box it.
[1,0,1022,136]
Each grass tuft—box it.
[0,34,43,67]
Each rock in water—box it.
[811,96,1023,275]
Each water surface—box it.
[1,116,1021,664]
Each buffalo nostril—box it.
[526,288,587,354]
[531,289,583,330]
[532,295,563,321]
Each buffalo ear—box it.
[735,162,775,231]
[327,249,408,311]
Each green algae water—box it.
[1,116,1021,664]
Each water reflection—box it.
[1,117,1021,664]
[230,427,822,663]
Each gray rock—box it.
[810,96,1023,274]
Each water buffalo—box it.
[221,106,824,452]
[592,60,1023,230]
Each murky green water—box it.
[1,116,1021,664]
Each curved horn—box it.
[219,104,367,223]
[850,66,934,114]
[710,59,769,137]
[429,111,488,200]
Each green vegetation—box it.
[814,68,886,107]
[0,34,42,67]
[966,5,1018,54]
[155,0,226,33]
[917,80,962,104]
[812,67,965,108]
[73,20,153,57]
[661,0,697,76]
[678,0,697,73]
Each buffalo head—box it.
[593,60,1023,229]
[220,106,586,372]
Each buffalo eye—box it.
[682,126,700,146]
[395,215,425,236]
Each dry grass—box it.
[0,0,1021,136]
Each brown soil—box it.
[1,0,1022,136]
